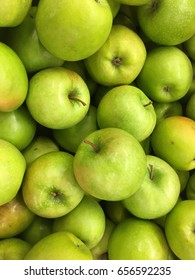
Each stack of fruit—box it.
[0,0,195,260]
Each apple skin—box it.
[53,196,106,249]
[73,127,147,201]
[5,6,64,73]
[122,155,181,219]
[0,139,26,206]
[84,24,146,87]
[24,231,93,260]
[183,34,195,61]
[97,85,156,142]
[0,42,28,112]
[0,105,37,151]
[151,116,195,171]
[35,0,113,61]
[102,200,131,224]
[108,217,170,260]
[186,172,195,200]
[137,0,195,46]
[165,199,195,260]
[136,46,193,103]
[186,93,195,121]
[0,192,35,239]
[107,0,121,18]
[52,105,98,154]
[153,101,183,125]
[26,67,90,129]
[0,238,32,260]
[0,0,32,27]
[22,151,84,218]
[115,0,148,5]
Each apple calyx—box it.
[83,139,99,153]
[68,92,86,106]
[148,164,154,180]
[112,57,122,67]
[144,100,153,107]
[163,85,171,93]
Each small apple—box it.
[35,0,113,61]
[0,105,37,151]
[136,46,193,103]
[186,93,195,121]
[22,151,84,218]
[122,155,180,219]
[153,101,183,125]
[97,85,156,142]
[73,127,147,201]
[137,0,195,45]
[186,172,195,200]
[108,217,170,259]
[0,0,32,27]
[0,139,26,206]
[26,67,90,129]
[53,196,106,249]
[165,199,195,260]
[24,231,93,260]
[52,105,98,154]
[0,238,32,260]
[0,42,28,112]
[0,192,35,239]
[151,116,195,171]
[84,24,146,87]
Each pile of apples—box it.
[0,0,195,260]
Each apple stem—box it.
[144,100,153,107]
[69,95,86,106]
[148,164,154,180]
[83,139,99,152]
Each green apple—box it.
[53,196,106,249]
[0,238,31,260]
[151,116,195,171]
[107,0,121,18]
[0,139,26,206]
[137,0,195,45]
[122,155,180,219]
[22,151,84,218]
[186,93,195,121]
[26,67,90,129]
[183,34,195,61]
[20,215,53,245]
[108,217,170,260]
[97,85,156,142]
[84,24,146,87]
[153,101,183,125]
[186,172,195,200]
[0,42,28,112]
[136,46,193,103]
[0,105,37,151]
[5,6,64,73]
[24,231,93,260]
[35,0,113,61]
[0,192,35,239]
[73,127,147,201]
[102,200,131,224]
[0,0,32,27]
[91,218,115,260]
[52,105,98,154]
[22,135,59,167]
[165,199,195,260]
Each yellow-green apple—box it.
[0,42,28,112]
[122,155,180,219]
[0,192,35,239]
[26,67,90,129]
[186,172,195,200]
[53,196,106,249]
[0,105,37,151]
[5,6,64,73]
[0,139,26,206]
[107,0,121,18]
[137,0,195,45]
[35,0,113,61]
[151,116,195,171]
[22,151,84,218]
[73,127,147,201]
[24,231,93,260]
[0,238,32,260]
[52,105,98,154]
[20,215,52,245]
[84,24,146,87]
[22,136,59,167]
[186,93,195,121]
[97,85,156,142]
[153,101,183,125]
[102,200,131,224]
[108,217,170,259]
[165,199,195,260]
[0,0,32,27]
[136,46,193,103]
[183,34,195,61]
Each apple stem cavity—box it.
[144,100,153,107]
[83,139,99,153]
[68,93,86,106]
[148,164,154,180]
